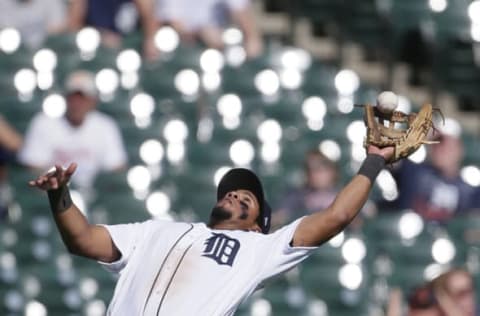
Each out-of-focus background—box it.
[0,0,479,315]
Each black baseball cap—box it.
[217,168,271,234]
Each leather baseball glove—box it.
[363,103,440,162]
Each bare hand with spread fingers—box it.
[29,163,77,191]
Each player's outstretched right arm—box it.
[29,163,121,263]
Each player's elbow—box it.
[328,207,352,232]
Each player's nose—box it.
[226,191,239,200]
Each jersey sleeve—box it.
[97,220,153,273]
[256,217,317,281]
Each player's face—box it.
[210,190,261,232]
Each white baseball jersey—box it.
[99,217,316,315]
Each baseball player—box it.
[30,145,393,315]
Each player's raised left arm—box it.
[292,145,393,247]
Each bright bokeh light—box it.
[255,69,280,96]
[351,143,366,162]
[329,231,345,248]
[214,166,231,186]
[174,69,200,96]
[95,69,119,95]
[202,72,221,92]
[25,301,47,316]
[307,299,328,316]
[337,96,354,114]
[339,264,363,290]
[146,191,171,218]
[280,48,312,70]
[468,1,480,22]
[217,94,242,118]
[166,143,185,163]
[163,119,188,143]
[461,165,480,186]
[302,96,327,121]
[408,145,427,163]
[5,290,23,311]
[222,28,243,46]
[121,72,139,89]
[424,263,445,281]
[319,140,341,162]
[37,72,54,90]
[85,300,106,316]
[472,23,480,42]
[42,94,66,118]
[116,49,141,73]
[280,69,302,90]
[335,70,360,95]
[33,49,57,72]
[377,170,399,201]
[439,117,462,138]
[346,121,366,144]
[257,119,282,143]
[76,27,101,54]
[127,166,151,191]
[140,139,164,165]
[154,26,179,53]
[0,252,16,269]
[23,276,41,298]
[250,298,272,316]
[130,93,155,118]
[261,143,281,163]
[14,69,36,95]
[432,238,456,264]
[398,212,424,240]
[200,49,225,73]
[429,0,448,12]
[0,28,21,54]
[225,45,247,67]
[342,238,367,264]
[79,278,98,299]
[223,116,241,130]
[229,140,255,166]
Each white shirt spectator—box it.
[19,111,127,188]
[156,0,249,31]
[99,217,316,315]
[0,0,66,49]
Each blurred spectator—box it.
[0,116,22,220]
[68,0,158,60]
[381,119,479,222]
[155,0,263,58]
[433,268,477,316]
[406,283,442,316]
[0,0,67,49]
[273,149,339,226]
[18,70,127,189]
[388,268,476,316]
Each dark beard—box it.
[208,206,232,226]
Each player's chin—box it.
[210,205,233,222]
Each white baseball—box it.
[376,91,398,113]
